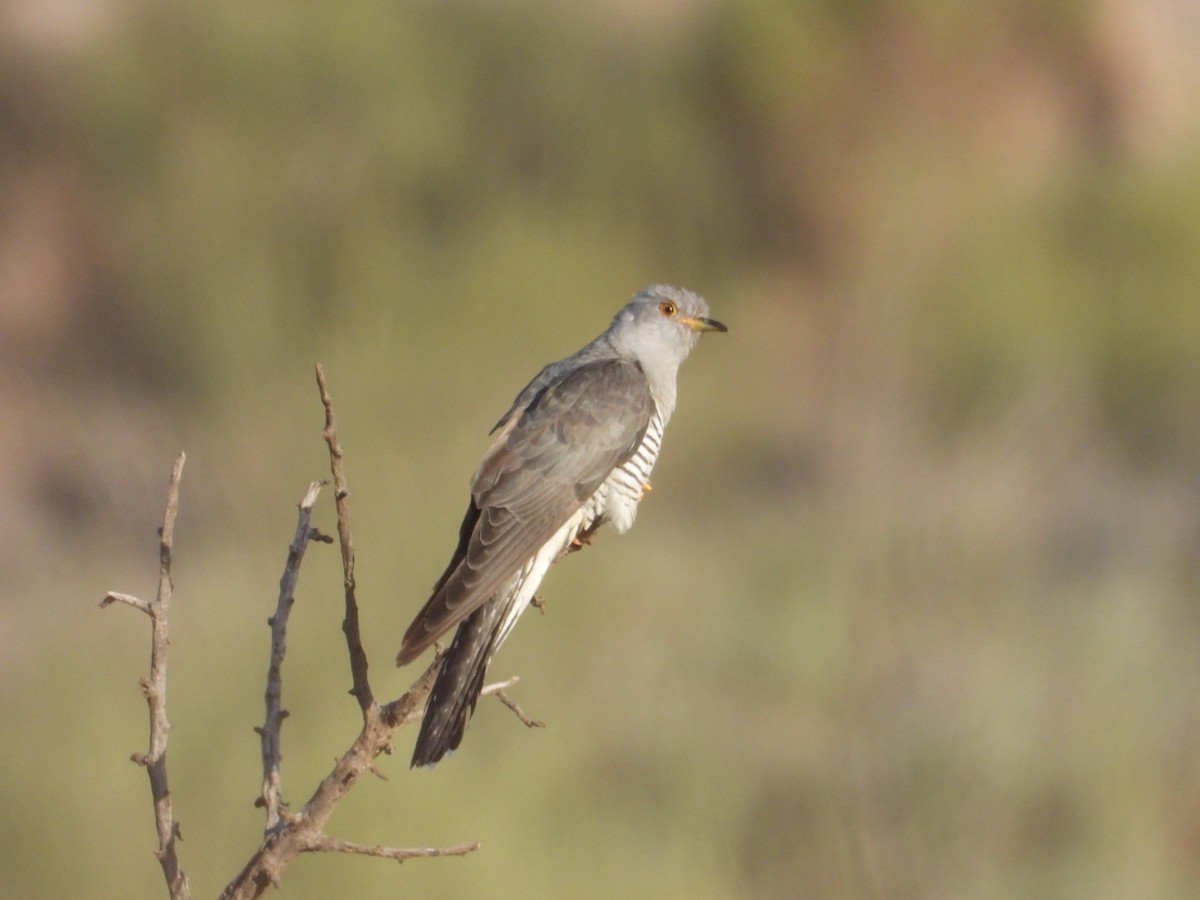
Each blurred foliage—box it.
[3,0,1200,897]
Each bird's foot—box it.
[560,522,602,561]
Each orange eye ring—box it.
[658,300,677,317]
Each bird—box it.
[397,284,726,767]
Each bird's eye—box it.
[658,301,677,317]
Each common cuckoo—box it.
[398,285,726,767]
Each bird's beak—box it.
[681,316,728,334]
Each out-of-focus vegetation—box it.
[3,0,1200,896]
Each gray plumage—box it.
[398,284,726,767]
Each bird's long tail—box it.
[411,597,507,767]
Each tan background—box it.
[3,1,1200,897]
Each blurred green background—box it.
[3,0,1200,897]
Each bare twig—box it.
[304,835,481,862]
[315,363,374,713]
[255,480,325,831]
[390,674,540,730]
[100,591,152,615]
[102,451,190,900]
[494,685,546,730]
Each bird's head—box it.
[610,285,727,367]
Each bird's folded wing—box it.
[398,357,655,663]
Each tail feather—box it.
[411,598,504,767]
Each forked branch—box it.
[108,370,539,899]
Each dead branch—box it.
[107,371,537,898]
[218,371,491,899]
[304,835,481,862]
[100,591,152,615]
[255,479,325,831]
[494,685,546,730]
[220,654,475,900]
[315,363,373,711]
[101,451,190,900]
